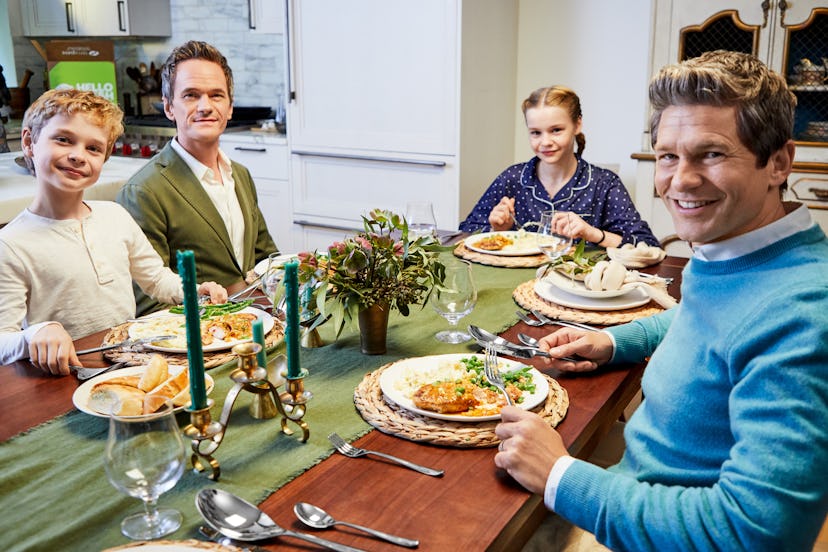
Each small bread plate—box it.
[544,269,633,299]
[378,353,549,422]
[534,278,650,311]
[464,231,541,256]
[253,253,299,276]
[127,307,274,353]
[72,365,215,418]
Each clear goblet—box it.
[536,210,574,263]
[432,260,477,343]
[104,400,186,541]
[262,252,286,317]
[405,201,438,240]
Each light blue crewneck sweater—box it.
[555,225,828,551]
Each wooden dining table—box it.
[0,255,687,552]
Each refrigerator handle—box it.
[285,0,296,102]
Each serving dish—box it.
[72,365,215,418]
[534,278,650,311]
[127,307,274,353]
[378,353,548,422]
[464,231,541,256]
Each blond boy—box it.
[0,88,226,375]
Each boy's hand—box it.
[197,281,228,305]
[28,323,80,376]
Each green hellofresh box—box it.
[45,40,117,103]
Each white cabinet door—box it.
[82,0,128,35]
[248,0,285,33]
[288,0,457,156]
[22,0,80,35]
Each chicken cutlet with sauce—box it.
[474,234,513,251]
[412,379,476,413]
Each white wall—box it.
[514,0,653,200]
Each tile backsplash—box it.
[11,0,286,113]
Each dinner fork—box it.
[327,433,444,477]
[483,344,513,406]
[530,309,600,332]
[72,360,140,381]
[516,310,595,332]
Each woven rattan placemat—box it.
[513,279,664,325]
[453,242,547,268]
[353,362,568,448]
[99,319,285,369]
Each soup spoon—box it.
[294,502,419,548]
[196,489,364,552]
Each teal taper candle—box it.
[176,250,207,410]
[284,260,301,378]
[252,318,266,367]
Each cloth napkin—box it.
[607,244,667,268]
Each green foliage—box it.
[297,209,447,337]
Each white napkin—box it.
[607,244,667,268]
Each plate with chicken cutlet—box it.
[127,307,274,353]
[464,231,542,256]
[379,354,548,422]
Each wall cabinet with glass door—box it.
[633,0,828,239]
[20,0,171,37]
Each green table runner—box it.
[0,260,536,552]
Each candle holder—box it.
[183,342,312,481]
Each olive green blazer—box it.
[117,142,277,315]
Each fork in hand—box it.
[484,343,513,406]
[327,432,444,477]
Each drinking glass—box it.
[104,401,186,540]
[262,252,286,315]
[536,210,574,263]
[405,201,438,239]
[432,260,477,343]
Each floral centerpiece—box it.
[297,209,446,351]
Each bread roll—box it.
[147,368,190,402]
[89,383,146,416]
[102,375,141,388]
[139,354,169,392]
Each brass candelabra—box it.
[183,342,312,481]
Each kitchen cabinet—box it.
[248,0,285,33]
[20,0,171,37]
[220,132,294,252]
[286,0,518,251]
[633,0,828,239]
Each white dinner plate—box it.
[544,269,634,299]
[464,231,542,256]
[72,365,215,418]
[378,353,549,422]
[534,278,650,311]
[253,253,299,276]
[127,307,274,353]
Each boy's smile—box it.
[23,113,109,197]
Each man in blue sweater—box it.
[495,50,828,551]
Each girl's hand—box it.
[489,197,516,231]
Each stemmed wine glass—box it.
[262,252,286,316]
[405,201,438,240]
[536,210,574,263]
[104,400,186,540]
[432,260,477,343]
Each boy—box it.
[0,88,227,375]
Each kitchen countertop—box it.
[0,151,149,225]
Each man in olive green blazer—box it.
[117,41,276,315]
[118,142,276,315]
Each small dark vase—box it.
[357,303,390,355]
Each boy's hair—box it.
[521,85,586,156]
[161,41,234,103]
[23,88,124,161]
[649,50,796,168]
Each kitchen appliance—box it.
[113,106,275,158]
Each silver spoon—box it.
[294,502,419,548]
[196,489,365,552]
